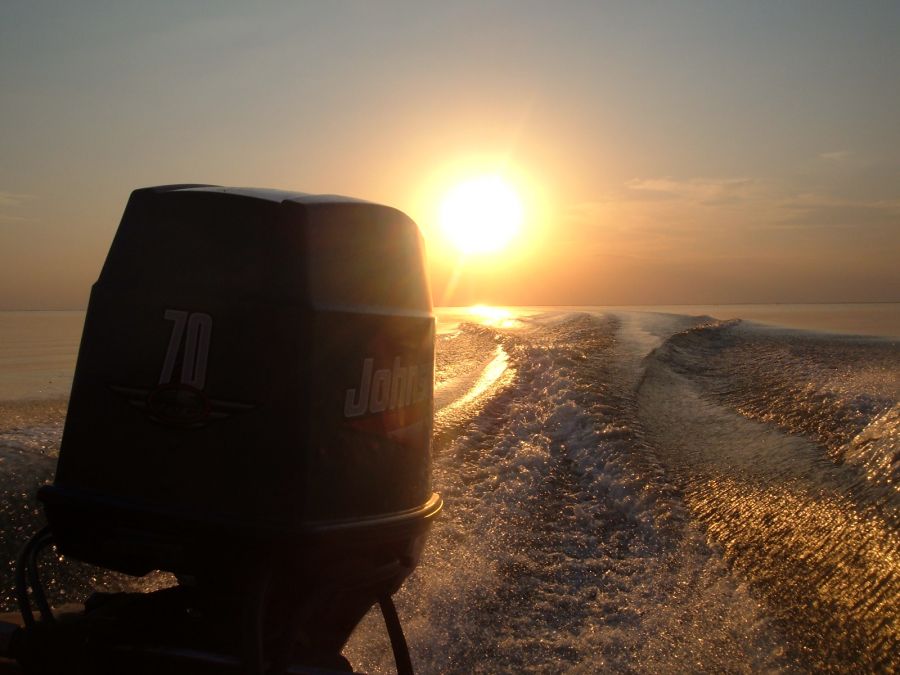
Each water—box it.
[0,311,84,402]
[1,306,898,672]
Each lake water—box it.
[0,304,898,671]
[1,304,897,402]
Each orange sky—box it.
[1,3,898,309]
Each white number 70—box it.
[159,310,213,389]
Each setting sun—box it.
[438,175,524,255]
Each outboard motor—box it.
[5,185,442,674]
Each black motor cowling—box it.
[32,185,441,665]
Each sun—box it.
[438,175,524,255]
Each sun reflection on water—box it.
[466,304,519,328]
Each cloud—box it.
[623,176,756,205]
[0,191,33,208]
[781,191,900,210]
[564,176,900,251]
[563,176,763,236]
[819,150,850,161]
[776,192,900,231]
[0,191,34,225]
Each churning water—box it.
[1,307,898,672]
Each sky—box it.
[1,1,898,309]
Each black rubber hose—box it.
[15,526,52,629]
[27,531,55,623]
[379,594,413,675]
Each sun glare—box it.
[466,304,519,328]
[439,175,524,255]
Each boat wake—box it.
[348,312,898,673]
[2,310,897,672]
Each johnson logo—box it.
[344,357,430,418]
[147,383,210,426]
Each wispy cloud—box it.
[819,150,850,162]
[0,191,33,208]
[776,191,900,230]
[623,176,756,205]
[0,214,28,224]
[563,177,761,234]
[0,190,34,224]
[566,176,900,239]
[555,173,900,283]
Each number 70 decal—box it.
[159,310,213,389]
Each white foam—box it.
[347,311,785,672]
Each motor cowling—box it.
[39,184,441,583]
